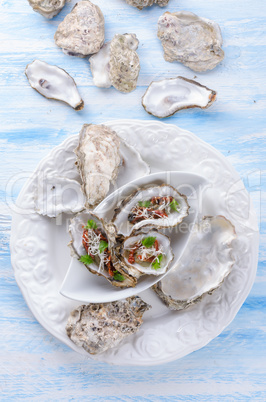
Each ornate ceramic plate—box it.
[10,120,259,366]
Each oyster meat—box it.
[153,216,236,310]
[25,60,84,110]
[34,175,86,218]
[69,211,136,288]
[124,0,169,10]
[142,77,217,118]
[75,124,121,208]
[113,184,189,236]
[54,0,105,57]
[27,0,68,18]
[158,11,224,72]
[120,230,174,278]
[66,296,151,354]
[90,34,140,93]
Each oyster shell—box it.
[54,0,105,57]
[113,184,189,236]
[142,77,217,118]
[34,175,86,218]
[89,33,140,93]
[69,211,136,288]
[121,230,174,277]
[25,60,84,110]
[125,0,169,10]
[27,0,68,18]
[153,216,236,310]
[75,124,121,208]
[158,11,224,72]
[66,296,151,354]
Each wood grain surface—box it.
[1,0,266,400]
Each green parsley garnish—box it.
[170,199,180,212]
[113,271,125,282]
[80,254,94,265]
[138,200,151,208]
[141,236,156,248]
[99,240,108,253]
[85,219,98,229]
[152,254,163,270]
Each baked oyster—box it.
[69,211,136,288]
[25,60,84,110]
[27,0,68,18]
[142,77,217,118]
[119,230,174,278]
[124,0,169,10]
[66,296,151,354]
[153,216,236,310]
[90,33,140,93]
[158,11,224,72]
[75,124,121,208]
[54,0,105,57]
[113,184,189,236]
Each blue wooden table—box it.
[1,0,266,400]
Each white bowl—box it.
[60,171,209,303]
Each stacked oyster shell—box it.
[28,0,69,18]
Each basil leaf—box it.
[80,254,94,265]
[99,240,108,253]
[142,236,156,248]
[170,199,180,212]
[85,219,98,229]
[113,271,125,282]
[138,200,151,208]
[152,254,163,270]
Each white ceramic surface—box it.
[60,171,208,303]
[10,120,259,366]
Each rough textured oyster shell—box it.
[28,0,69,18]
[34,175,86,218]
[66,296,151,354]
[158,11,224,72]
[153,216,236,310]
[113,184,189,236]
[121,230,174,277]
[125,0,169,10]
[54,0,105,57]
[69,211,136,288]
[142,77,217,118]
[75,124,121,208]
[90,34,140,93]
[25,60,84,110]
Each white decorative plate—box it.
[10,120,259,366]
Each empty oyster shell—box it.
[142,77,217,118]
[66,296,151,354]
[75,124,121,208]
[158,11,224,72]
[113,184,189,236]
[34,175,86,218]
[153,216,236,310]
[120,230,174,277]
[54,0,105,57]
[90,33,140,93]
[25,60,84,110]
[27,0,68,18]
[125,0,169,10]
[69,211,136,288]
